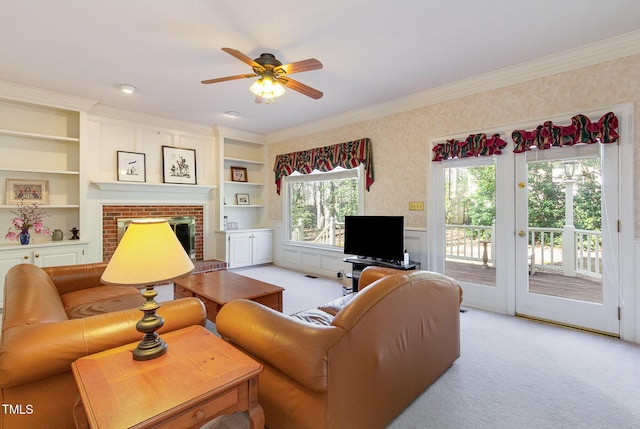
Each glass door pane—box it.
[444,164,496,287]
[526,156,602,303]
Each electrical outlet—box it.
[409,201,424,211]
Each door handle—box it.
[518,230,526,237]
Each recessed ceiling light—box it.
[225,111,239,117]
[120,84,136,94]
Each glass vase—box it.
[19,228,30,245]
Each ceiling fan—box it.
[201,48,323,102]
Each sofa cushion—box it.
[61,285,143,319]
[291,308,335,326]
[317,293,356,316]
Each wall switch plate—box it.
[409,201,424,211]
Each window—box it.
[285,166,363,248]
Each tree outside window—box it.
[287,168,360,247]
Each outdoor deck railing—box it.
[290,217,345,247]
[446,224,602,279]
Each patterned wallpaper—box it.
[266,54,640,236]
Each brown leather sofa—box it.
[0,262,207,429]
[217,266,463,429]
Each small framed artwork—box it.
[230,166,248,182]
[117,151,146,182]
[236,193,250,205]
[162,146,197,185]
[6,178,49,204]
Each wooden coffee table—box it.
[174,270,284,322]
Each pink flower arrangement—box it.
[5,201,50,241]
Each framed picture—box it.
[162,146,197,185]
[117,151,146,182]
[6,179,49,204]
[230,166,248,182]
[236,193,250,205]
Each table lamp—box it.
[101,218,194,360]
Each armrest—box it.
[358,266,405,291]
[0,297,205,387]
[43,262,109,295]
[217,299,345,392]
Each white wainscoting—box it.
[271,222,428,279]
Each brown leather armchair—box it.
[0,263,206,429]
[217,266,462,429]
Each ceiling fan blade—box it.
[221,47,262,69]
[201,74,256,84]
[276,58,323,75]
[279,77,323,99]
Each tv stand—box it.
[344,257,419,293]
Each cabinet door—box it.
[0,252,31,308]
[252,231,273,265]
[228,234,252,268]
[34,246,83,268]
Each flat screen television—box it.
[344,216,404,262]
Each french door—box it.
[428,114,624,336]
[514,144,620,335]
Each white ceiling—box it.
[2,1,640,136]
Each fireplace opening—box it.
[117,216,196,260]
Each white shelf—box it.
[0,167,79,175]
[224,204,265,208]
[224,180,264,187]
[0,128,79,142]
[91,181,216,194]
[0,204,79,209]
[0,240,89,250]
[224,157,265,166]
[0,98,83,251]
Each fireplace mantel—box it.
[91,181,215,194]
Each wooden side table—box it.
[72,325,264,429]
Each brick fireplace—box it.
[102,205,204,262]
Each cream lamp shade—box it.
[101,218,194,286]
[101,218,194,360]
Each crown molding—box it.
[0,80,98,112]
[214,125,266,144]
[266,30,640,143]
[89,104,215,136]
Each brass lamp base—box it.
[133,285,167,361]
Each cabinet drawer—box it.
[154,386,240,429]
[253,293,282,312]
[196,295,222,321]
[174,284,194,299]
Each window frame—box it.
[283,165,365,249]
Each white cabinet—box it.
[251,230,274,266]
[0,242,87,308]
[214,127,272,268]
[216,229,273,269]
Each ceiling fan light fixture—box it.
[250,76,285,99]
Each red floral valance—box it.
[512,112,619,153]
[432,133,507,162]
[273,138,374,195]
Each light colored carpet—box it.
[203,265,640,429]
[231,264,345,315]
